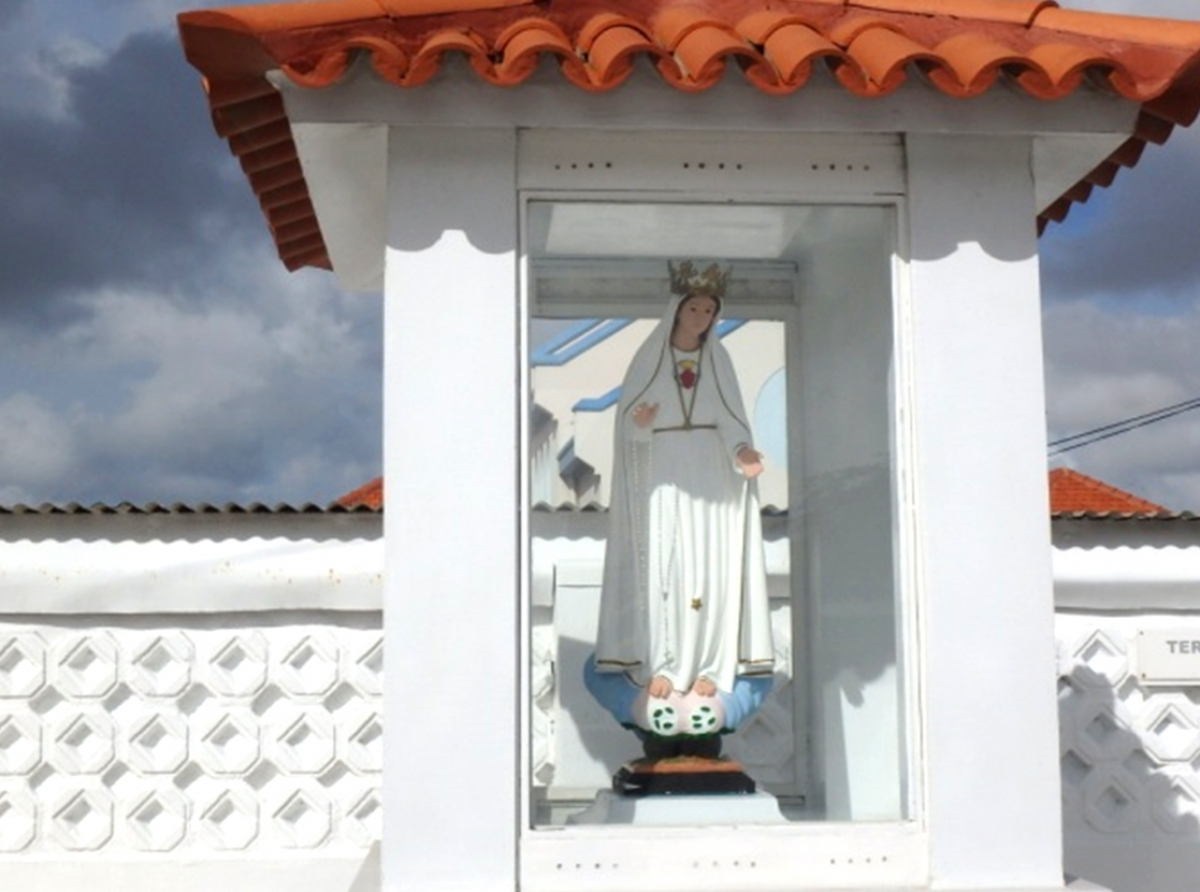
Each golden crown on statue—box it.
[668,260,730,299]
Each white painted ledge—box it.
[6,534,1196,615]
[0,852,378,892]
[1053,547,1200,610]
[11,534,1198,615]
[1066,881,1113,892]
[0,537,383,614]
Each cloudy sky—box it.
[0,0,1198,510]
[0,0,383,507]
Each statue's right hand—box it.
[632,403,659,428]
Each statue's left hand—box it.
[736,447,764,479]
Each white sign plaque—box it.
[1137,629,1200,685]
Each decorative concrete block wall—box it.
[0,620,383,857]
[1059,619,1200,834]
[1056,547,1200,892]
[0,516,384,891]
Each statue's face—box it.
[675,295,718,341]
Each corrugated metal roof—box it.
[1051,510,1200,522]
[177,0,1200,272]
[0,501,380,516]
[337,471,1186,521]
[2,469,1178,521]
[1,501,1192,522]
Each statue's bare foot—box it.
[647,676,673,699]
[691,676,717,697]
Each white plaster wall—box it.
[798,204,902,822]
[382,125,519,892]
[906,133,1065,890]
[0,537,381,613]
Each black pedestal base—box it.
[613,758,757,796]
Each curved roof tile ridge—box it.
[178,0,1200,270]
[853,0,1057,28]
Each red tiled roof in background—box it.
[177,0,1200,273]
[335,476,384,510]
[1048,467,1166,516]
[338,468,1168,515]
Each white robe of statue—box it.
[595,292,774,695]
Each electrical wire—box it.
[1048,395,1200,456]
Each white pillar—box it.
[382,126,518,892]
[907,134,1064,890]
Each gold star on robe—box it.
[690,598,703,611]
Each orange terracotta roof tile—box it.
[336,476,384,510]
[1048,467,1167,516]
[177,0,1200,272]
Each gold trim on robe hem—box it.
[652,423,717,434]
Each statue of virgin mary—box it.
[587,262,774,738]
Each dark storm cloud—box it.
[0,1,30,28]
[0,29,263,324]
[0,13,384,510]
[1040,130,1200,305]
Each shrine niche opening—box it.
[522,199,912,830]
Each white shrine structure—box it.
[175,1,1200,890]
[5,1,1200,891]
